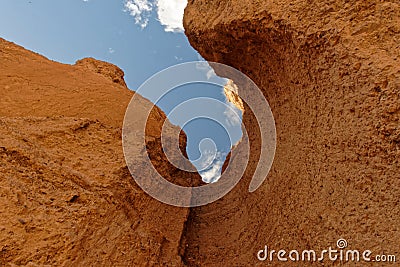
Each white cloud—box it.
[224,102,242,127]
[156,0,187,32]
[124,0,187,33]
[174,55,183,61]
[108,47,115,54]
[124,0,153,29]
[198,150,216,170]
[195,61,218,80]
[199,151,227,183]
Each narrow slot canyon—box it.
[0,0,398,266]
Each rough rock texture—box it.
[184,0,399,266]
[0,38,200,266]
[75,57,127,87]
[224,80,244,112]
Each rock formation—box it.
[0,38,200,266]
[1,0,399,265]
[183,0,399,266]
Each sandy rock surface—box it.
[0,38,199,266]
[183,0,399,266]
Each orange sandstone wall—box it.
[0,38,200,266]
[183,1,400,266]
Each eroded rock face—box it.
[184,1,399,266]
[0,38,200,266]
[75,57,127,87]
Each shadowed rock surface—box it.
[183,0,399,266]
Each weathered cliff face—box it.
[0,38,200,266]
[184,0,399,266]
[75,57,128,87]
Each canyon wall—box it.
[0,38,200,266]
[184,0,399,266]
[1,0,399,264]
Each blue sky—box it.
[0,0,242,182]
